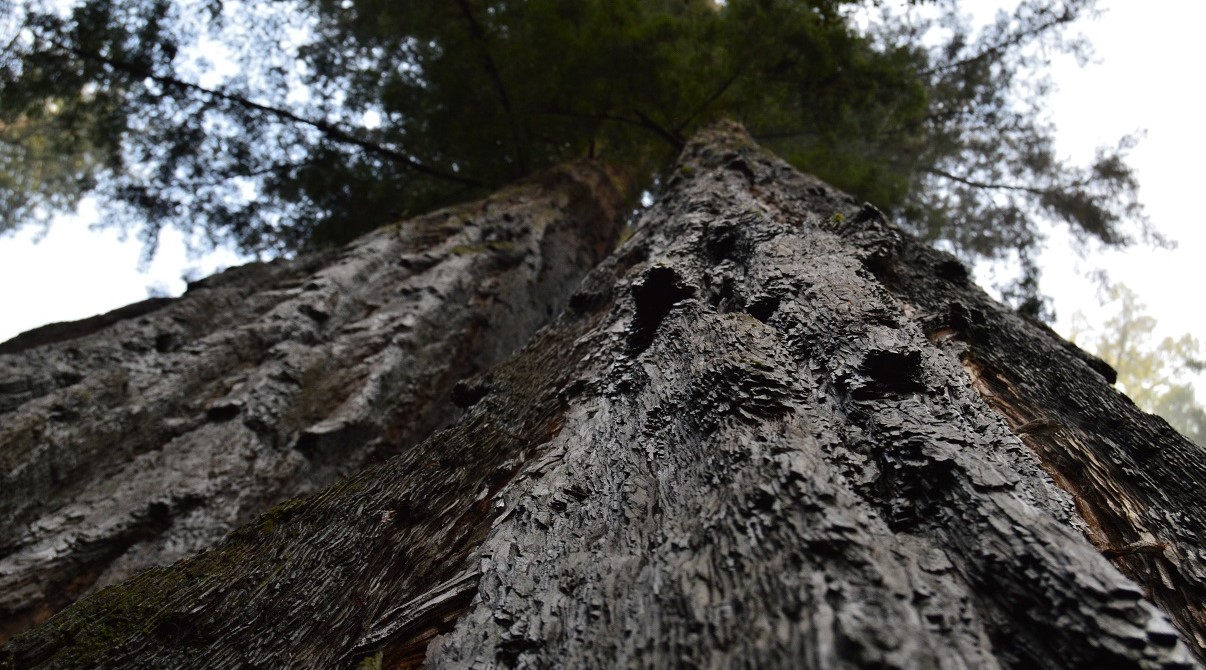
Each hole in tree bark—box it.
[851,349,926,399]
[745,295,781,323]
[627,266,694,355]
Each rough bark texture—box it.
[0,160,625,642]
[4,123,1204,669]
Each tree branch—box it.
[673,67,744,135]
[632,109,685,150]
[923,166,1049,196]
[452,0,528,175]
[530,108,685,151]
[1,28,24,61]
[44,38,486,188]
[921,9,1076,79]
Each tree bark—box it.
[0,161,626,642]
[3,122,1204,669]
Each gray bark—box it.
[0,162,625,641]
[3,123,1204,669]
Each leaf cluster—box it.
[1072,283,1206,446]
[0,0,1156,297]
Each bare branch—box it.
[632,109,685,150]
[673,67,744,135]
[452,0,528,175]
[923,165,1050,196]
[42,37,485,188]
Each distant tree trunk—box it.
[3,123,1204,669]
[0,162,626,641]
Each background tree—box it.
[0,0,1154,305]
[1072,283,1206,446]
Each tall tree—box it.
[3,124,1202,669]
[1071,284,1206,446]
[0,0,1153,303]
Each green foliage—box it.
[1072,284,1206,446]
[0,103,99,232]
[0,0,1154,299]
[355,651,383,670]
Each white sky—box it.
[1026,1,1206,342]
[0,1,1201,381]
[0,202,246,337]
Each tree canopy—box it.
[0,0,1155,303]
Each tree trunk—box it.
[3,122,1204,669]
[0,161,626,641]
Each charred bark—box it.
[0,161,626,641]
[3,123,1204,669]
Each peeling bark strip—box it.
[4,123,1204,669]
[0,160,625,642]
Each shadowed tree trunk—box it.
[0,162,626,641]
[3,123,1204,669]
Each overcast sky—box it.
[1,1,1201,390]
[1028,2,1205,341]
